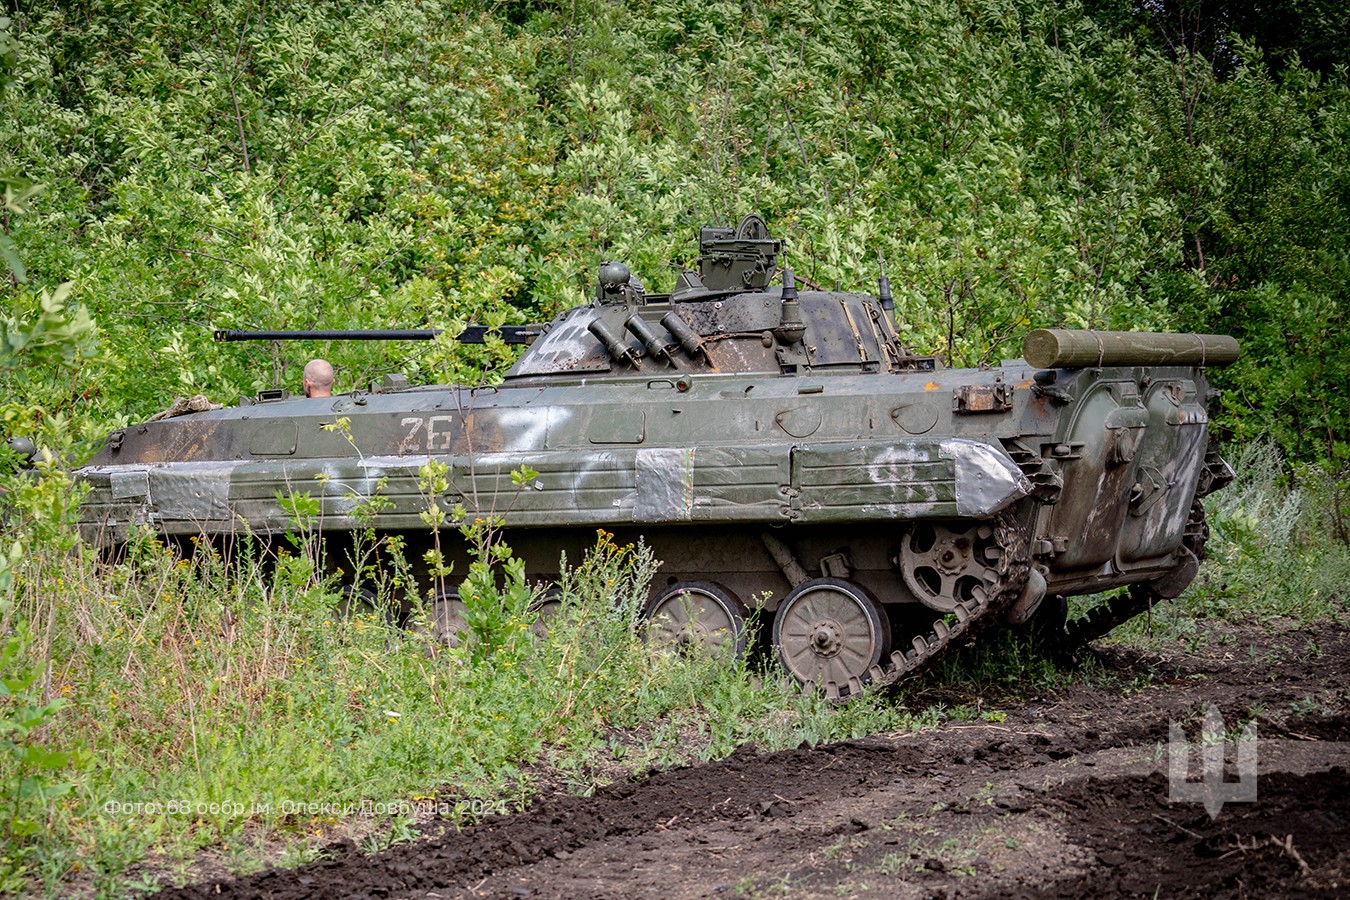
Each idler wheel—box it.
[900,521,1004,613]
[642,581,748,658]
[772,578,890,691]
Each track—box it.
[873,511,1030,690]
[1054,501,1211,652]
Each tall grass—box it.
[0,522,949,897]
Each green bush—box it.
[1189,443,1350,622]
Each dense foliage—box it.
[0,0,1346,471]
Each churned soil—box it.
[157,621,1350,899]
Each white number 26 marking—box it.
[398,415,455,453]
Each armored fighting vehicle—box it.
[77,216,1237,698]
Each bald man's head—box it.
[303,359,335,398]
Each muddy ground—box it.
[160,621,1350,899]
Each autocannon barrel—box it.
[213,325,542,344]
[1022,329,1240,370]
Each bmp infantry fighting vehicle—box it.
[77,216,1238,698]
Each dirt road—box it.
[161,622,1349,899]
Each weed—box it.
[823,834,863,861]
[1175,443,1349,625]
[948,704,978,723]
[1288,695,1325,717]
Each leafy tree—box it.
[1143,42,1350,462]
[1085,0,1350,75]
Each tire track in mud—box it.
[159,624,1350,900]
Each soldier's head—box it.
[303,359,335,398]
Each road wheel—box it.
[530,586,564,640]
[430,590,470,647]
[773,578,890,695]
[900,521,1005,613]
[642,581,749,658]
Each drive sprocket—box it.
[855,510,1032,697]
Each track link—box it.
[1052,500,1210,652]
[817,511,1031,700]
